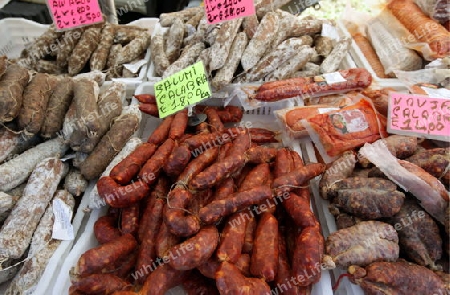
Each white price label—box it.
[52,198,74,241]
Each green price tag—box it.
[154,61,211,118]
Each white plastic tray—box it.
[58,81,334,295]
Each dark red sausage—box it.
[97,176,149,208]
[120,203,139,236]
[147,115,173,145]
[164,187,201,237]
[94,216,121,244]
[138,138,175,185]
[216,212,248,263]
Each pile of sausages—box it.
[69,105,327,294]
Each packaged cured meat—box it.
[301,98,388,162]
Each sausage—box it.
[199,186,273,225]
[178,146,219,184]
[254,68,373,102]
[134,94,156,104]
[168,226,219,270]
[238,163,271,192]
[250,212,279,281]
[139,103,159,117]
[189,132,250,190]
[73,233,138,277]
[140,264,190,295]
[163,143,191,177]
[247,127,279,144]
[169,109,189,140]
[216,213,248,263]
[204,108,225,132]
[0,64,30,122]
[209,18,243,71]
[155,219,181,258]
[242,211,257,254]
[0,158,67,259]
[319,151,356,199]
[272,163,326,195]
[320,37,352,73]
[196,256,221,279]
[138,138,175,185]
[97,176,149,208]
[94,216,121,244]
[274,229,302,295]
[245,146,278,164]
[283,190,316,228]
[210,177,235,202]
[147,116,174,145]
[120,203,139,236]
[163,42,205,78]
[235,254,251,277]
[70,273,130,294]
[135,198,165,284]
[165,18,185,63]
[110,143,158,185]
[182,270,220,295]
[164,187,201,237]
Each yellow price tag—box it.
[154,61,211,118]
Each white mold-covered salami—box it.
[320,37,351,73]
[0,158,68,259]
[166,18,185,63]
[89,137,142,208]
[151,34,171,77]
[266,45,315,80]
[56,27,84,68]
[242,14,259,40]
[5,190,75,295]
[163,42,205,78]
[159,7,203,27]
[211,32,248,90]
[0,138,68,192]
[64,167,88,197]
[241,12,279,71]
[68,26,103,76]
[196,47,212,77]
[0,192,18,223]
[90,24,115,71]
[117,32,151,65]
[209,18,243,71]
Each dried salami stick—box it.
[163,42,205,78]
[289,19,323,37]
[90,24,115,71]
[0,64,30,122]
[241,12,279,71]
[150,34,171,77]
[138,138,175,185]
[94,216,121,244]
[6,190,75,295]
[0,138,68,192]
[0,158,67,259]
[80,82,125,153]
[18,73,58,135]
[135,198,164,284]
[106,44,123,79]
[24,25,62,66]
[212,32,248,90]
[0,56,7,79]
[40,77,74,138]
[267,46,315,81]
[320,37,352,74]
[80,107,140,180]
[250,212,279,281]
[68,26,103,75]
[57,28,84,68]
[199,186,273,224]
[242,15,259,39]
[113,25,147,44]
[159,6,203,26]
[209,18,243,71]
[164,187,201,237]
[168,226,219,271]
[165,18,185,63]
[72,233,137,277]
[64,167,88,197]
[117,32,151,65]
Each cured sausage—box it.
[94,216,121,244]
[120,203,139,236]
[216,213,248,263]
[138,138,175,185]
[97,176,149,208]
[164,187,201,237]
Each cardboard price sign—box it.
[388,92,450,142]
[48,0,103,30]
[204,0,255,24]
[154,61,211,118]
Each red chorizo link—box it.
[216,212,248,263]
[177,146,219,184]
[182,127,245,151]
[199,186,273,225]
[197,256,221,279]
[242,211,257,254]
[250,212,279,281]
[97,176,150,208]
[182,270,220,295]
[111,252,137,280]
[234,165,253,189]
[71,273,131,294]
[190,132,251,190]
[163,143,191,177]
[283,190,315,228]
[235,253,251,277]
[196,121,210,134]
[216,261,271,294]
[164,187,201,237]
[238,163,271,192]
[275,230,301,295]
[135,198,164,284]
[110,143,158,185]
[245,146,278,164]
[169,109,188,140]
[290,150,304,167]
[140,264,190,295]
[120,203,139,236]
[73,233,138,277]
[147,115,173,145]
[211,177,235,202]
[94,216,121,244]
[168,225,219,270]
[196,105,243,123]
[188,189,213,214]
[272,163,326,195]
[205,108,225,132]
[249,127,279,144]
[138,138,175,185]
[134,94,156,104]
[139,103,159,117]
[155,219,180,258]
[274,148,295,178]
[291,223,324,286]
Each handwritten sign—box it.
[154,61,211,118]
[204,0,255,24]
[48,0,103,30]
[388,92,450,142]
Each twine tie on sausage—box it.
[165,184,196,216]
[0,239,52,272]
[332,273,352,291]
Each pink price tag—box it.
[388,92,450,142]
[204,0,255,24]
[48,0,103,30]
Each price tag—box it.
[388,92,450,142]
[52,198,74,241]
[154,61,211,118]
[204,0,255,24]
[47,0,103,30]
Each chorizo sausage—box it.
[140,264,190,295]
[97,176,149,208]
[120,203,139,236]
[147,116,173,145]
[94,216,121,244]
[216,213,248,263]
[164,187,201,237]
[138,138,175,185]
